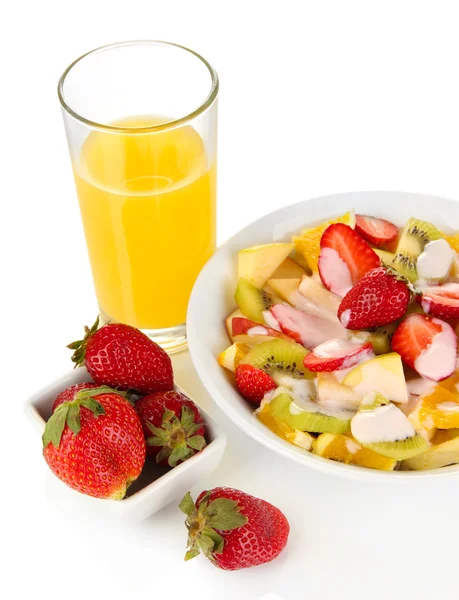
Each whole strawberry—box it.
[43,385,146,499]
[135,391,206,467]
[68,317,173,394]
[338,267,410,329]
[179,487,290,570]
[235,364,277,405]
[52,381,99,412]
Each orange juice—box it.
[73,116,216,330]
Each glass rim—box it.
[58,40,219,133]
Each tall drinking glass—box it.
[58,41,218,353]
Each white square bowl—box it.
[25,367,226,521]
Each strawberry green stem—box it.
[67,316,100,367]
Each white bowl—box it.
[25,367,226,520]
[188,191,459,481]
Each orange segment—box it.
[313,433,397,471]
[293,211,355,272]
[417,387,459,429]
[258,405,313,450]
[444,233,459,253]
[438,372,459,394]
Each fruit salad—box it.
[218,211,459,471]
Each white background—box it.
[4,1,459,598]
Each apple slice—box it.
[271,304,350,350]
[238,243,294,288]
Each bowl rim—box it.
[188,190,459,481]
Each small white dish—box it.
[26,367,226,520]
[187,191,459,481]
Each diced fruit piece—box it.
[356,322,398,355]
[267,278,301,305]
[338,267,410,329]
[402,431,459,470]
[293,211,355,273]
[355,215,399,247]
[234,278,273,323]
[180,487,290,571]
[414,386,459,429]
[226,308,243,342]
[392,217,442,282]
[296,275,342,319]
[269,257,307,280]
[240,338,312,381]
[135,391,206,466]
[257,404,314,450]
[405,395,437,441]
[271,304,350,349]
[316,373,362,410]
[438,372,459,395]
[235,364,277,406]
[374,249,396,268]
[231,317,292,345]
[313,433,397,471]
[238,243,294,288]
[391,314,457,382]
[416,239,455,283]
[419,283,459,319]
[303,339,374,372]
[444,233,459,253]
[218,343,251,372]
[264,389,354,434]
[318,223,381,297]
[342,352,409,404]
[350,391,428,460]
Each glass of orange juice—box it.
[58,41,218,353]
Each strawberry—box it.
[135,391,206,467]
[303,339,374,372]
[392,313,457,381]
[338,266,410,329]
[231,317,292,341]
[43,385,146,499]
[271,303,349,349]
[355,214,399,246]
[318,223,381,297]
[235,364,276,405]
[52,381,99,412]
[179,487,290,570]
[418,283,459,320]
[68,317,173,394]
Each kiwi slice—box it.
[241,338,312,379]
[234,278,273,323]
[364,322,398,355]
[392,217,442,282]
[351,392,429,460]
[265,390,354,434]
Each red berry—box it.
[43,385,146,499]
[319,223,381,297]
[419,283,459,320]
[231,317,292,342]
[135,391,206,467]
[52,381,99,412]
[303,340,374,372]
[68,317,173,394]
[338,267,410,329]
[235,364,276,405]
[355,214,399,246]
[392,313,457,381]
[179,487,290,571]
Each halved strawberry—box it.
[355,215,399,246]
[318,223,381,297]
[235,364,277,405]
[392,313,457,381]
[303,339,374,372]
[231,317,292,342]
[418,283,459,320]
[271,304,349,349]
[338,266,410,329]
